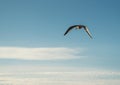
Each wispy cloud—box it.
[0,47,83,60]
[0,66,120,85]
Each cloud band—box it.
[0,47,82,60]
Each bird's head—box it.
[76,26,80,29]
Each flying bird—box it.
[64,25,93,39]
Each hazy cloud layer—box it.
[0,66,120,85]
[0,47,83,60]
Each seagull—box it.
[64,25,93,39]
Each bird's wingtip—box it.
[64,33,66,36]
[90,37,93,39]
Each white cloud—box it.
[0,47,83,60]
[0,65,120,85]
[0,77,120,85]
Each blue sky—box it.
[0,0,120,85]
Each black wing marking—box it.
[64,25,78,36]
[83,26,93,39]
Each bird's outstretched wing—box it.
[64,25,78,36]
[83,26,93,39]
